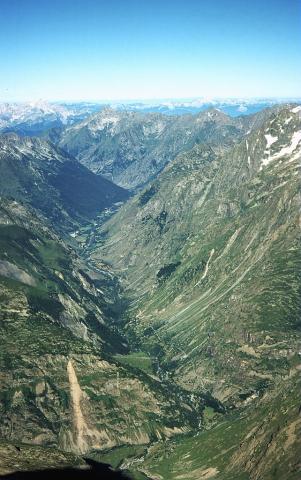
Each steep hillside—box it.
[59,107,250,190]
[0,134,128,232]
[100,375,301,480]
[93,104,301,412]
[0,198,205,461]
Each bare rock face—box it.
[59,108,248,190]
[63,359,112,454]
[0,261,35,286]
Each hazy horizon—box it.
[2,96,301,105]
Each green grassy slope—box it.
[122,375,301,480]
[89,105,301,477]
[95,105,300,399]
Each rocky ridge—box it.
[59,107,257,190]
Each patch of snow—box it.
[291,106,301,113]
[261,130,301,168]
[265,134,278,149]
[274,131,301,157]
[246,140,251,165]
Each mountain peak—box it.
[196,107,231,123]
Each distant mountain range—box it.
[108,96,301,116]
[0,100,102,136]
[59,107,251,189]
[1,98,300,138]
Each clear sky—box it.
[0,0,300,101]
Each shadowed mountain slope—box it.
[0,134,128,232]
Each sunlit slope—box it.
[122,375,301,480]
[95,105,301,402]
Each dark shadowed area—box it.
[0,459,131,480]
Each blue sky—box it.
[0,0,300,101]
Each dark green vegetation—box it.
[0,104,300,479]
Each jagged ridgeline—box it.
[58,107,256,190]
[0,105,300,479]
